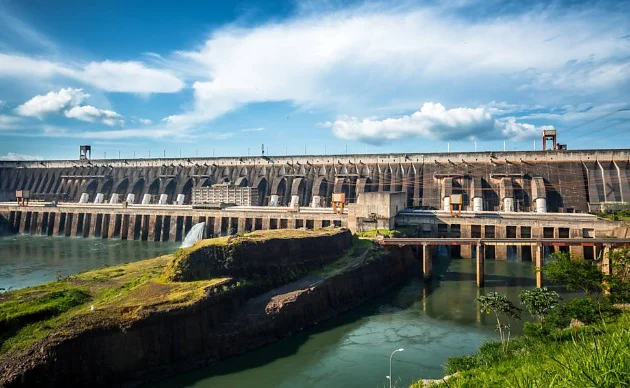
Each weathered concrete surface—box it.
[1,149,628,210]
[0,245,416,388]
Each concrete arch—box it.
[85,179,99,201]
[312,176,329,205]
[254,176,268,205]
[356,177,372,194]
[199,177,213,187]
[131,178,145,201]
[163,178,177,203]
[392,165,403,192]
[235,176,248,187]
[271,177,287,205]
[147,178,161,196]
[100,179,114,196]
[180,178,195,204]
[114,178,129,195]
[379,165,392,192]
[291,177,308,205]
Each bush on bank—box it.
[410,249,630,387]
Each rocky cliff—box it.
[0,242,416,387]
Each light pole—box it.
[386,348,404,388]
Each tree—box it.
[477,292,522,352]
[605,247,630,303]
[519,288,560,323]
[544,252,603,297]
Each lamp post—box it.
[386,348,404,388]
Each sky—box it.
[0,0,628,161]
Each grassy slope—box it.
[0,228,362,359]
[411,312,630,388]
[0,254,231,357]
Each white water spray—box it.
[181,222,205,248]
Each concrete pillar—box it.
[602,244,612,294]
[158,194,168,204]
[79,193,89,203]
[535,244,544,288]
[460,225,472,259]
[176,194,185,205]
[569,245,584,259]
[422,244,432,281]
[311,195,321,208]
[516,245,523,261]
[213,217,222,237]
[495,227,507,260]
[237,217,246,233]
[94,193,104,204]
[126,193,135,204]
[473,197,483,212]
[262,217,271,230]
[288,218,297,229]
[109,193,120,204]
[142,194,151,204]
[476,243,485,287]
[269,195,279,207]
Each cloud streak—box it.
[0,54,185,93]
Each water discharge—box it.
[181,222,206,248]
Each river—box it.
[1,236,543,387]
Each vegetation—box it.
[356,227,420,239]
[0,254,231,357]
[476,292,522,352]
[411,248,630,387]
[595,202,630,221]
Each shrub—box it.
[544,252,603,296]
[477,292,522,352]
[519,288,560,323]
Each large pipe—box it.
[126,193,135,204]
[311,195,321,208]
[503,197,514,212]
[269,194,279,207]
[93,193,104,204]
[290,195,300,208]
[142,194,151,205]
[473,197,483,212]
[536,198,547,213]
[443,196,451,212]
[158,194,168,205]
[176,194,185,205]
[79,193,89,203]
[109,193,119,204]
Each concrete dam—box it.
[1,149,628,260]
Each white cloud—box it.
[0,54,184,93]
[64,105,124,126]
[15,88,89,118]
[0,100,6,110]
[241,127,264,132]
[0,152,43,161]
[0,114,21,129]
[163,4,629,129]
[138,118,152,125]
[15,88,125,126]
[328,102,550,144]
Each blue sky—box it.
[0,0,628,160]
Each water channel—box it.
[1,236,548,387]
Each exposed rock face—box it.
[0,244,416,387]
[164,228,353,284]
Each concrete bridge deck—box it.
[376,237,630,289]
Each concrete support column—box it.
[237,217,246,233]
[602,244,612,294]
[476,243,485,288]
[569,246,584,259]
[262,217,271,230]
[213,217,222,237]
[535,243,544,288]
[288,218,297,229]
[460,225,472,259]
[422,244,432,281]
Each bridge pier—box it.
[476,243,485,287]
[422,244,432,281]
[602,243,612,294]
[535,243,544,288]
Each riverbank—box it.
[0,228,417,387]
[412,310,630,387]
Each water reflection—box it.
[0,235,178,291]
[158,258,548,388]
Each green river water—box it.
[0,236,544,387]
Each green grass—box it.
[357,227,420,238]
[410,312,630,388]
[0,254,232,357]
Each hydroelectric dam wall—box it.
[0,149,628,248]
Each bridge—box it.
[376,237,630,288]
